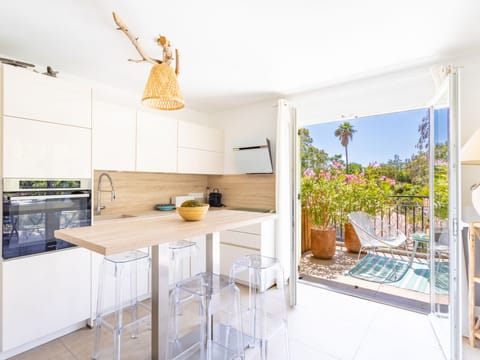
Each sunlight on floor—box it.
[9,282,480,360]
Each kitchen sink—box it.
[229,207,274,213]
[94,214,137,222]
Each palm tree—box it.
[334,122,356,173]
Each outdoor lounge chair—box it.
[347,211,407,261]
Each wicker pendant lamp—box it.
[142,63,184,110]
[113,12,184,111]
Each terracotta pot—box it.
[310,226,336,259]
[344,223,361,253]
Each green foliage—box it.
[334,122,356,173]
[301,167,345,229]
[416,110,430,152]
[338,164,395,225]
[300,112,450,223]
[433,163,449,219]
[334,122,356,147]
[302,162,395,228]
[347,162,363,174]
[299,128,329,173]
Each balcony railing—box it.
[337,195,430,242]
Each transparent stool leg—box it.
[223,285,244,360]
[175,254,185,315]
[259,270,267,360]
[92,261,106,360]
[200,291,208,360]
[249,267,257,348]
[113,264,123,360]
[130,260,139,339]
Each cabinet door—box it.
[177,148,224,174]
[221,230,261,249]
[178,121,224,152]
[2,65,91,128]
[1,248,91,351]
[92,102,136,171]
[220,243,260,282]
[136,111,177,173]
[3,116,91,178]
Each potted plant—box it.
[301,168,344,259]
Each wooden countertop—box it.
[55,209,276,256]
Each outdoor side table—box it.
[410,232,429,264]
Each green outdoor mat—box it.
[347,253,449,294]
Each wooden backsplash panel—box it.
[208,174,276,210]
[94,170,208,215]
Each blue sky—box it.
[306,108,448,166]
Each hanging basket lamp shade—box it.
[111,12,184,111]
[142,63,184,111]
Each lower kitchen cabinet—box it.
[0,248,91,352]
[219,220,275,287]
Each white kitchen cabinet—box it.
[2,64,91,128]
[3,116,91,179]
[220,243,260,284]
[177,121,224,174]
[178,121,224,152]
[136,111,177,173]
[219,220,275,287]
[1,248,91,352]
[92,102,136,171]
[177,147,224,174]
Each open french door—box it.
[276,99,300,307]
[428,67,461,359]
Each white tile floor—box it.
[9,282,480,359]
[291,283,480,360]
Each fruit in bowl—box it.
[176,200,209,221]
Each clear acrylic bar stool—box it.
[168,240,198,286]
[92,250,151,360]
[230,254,290,360]
[166,272,245,360]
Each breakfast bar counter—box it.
[54,209,276,360]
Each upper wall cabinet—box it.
[3,117,92,179]
[177,121,224,174]
[92,102,136,171]
[178,121,224,152]
[2,65,91,128]
[136,111,177,173]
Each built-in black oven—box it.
[2,179,91,259]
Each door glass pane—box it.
[429,71,460,359]
[431,106,450,315]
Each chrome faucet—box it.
[96,173,116,215]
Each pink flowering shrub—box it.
[302,167,345,229]
[302,163,395,228]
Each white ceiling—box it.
[1,0,480,113]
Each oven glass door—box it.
[2,191,91,259]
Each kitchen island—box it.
[55,209,276,360]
